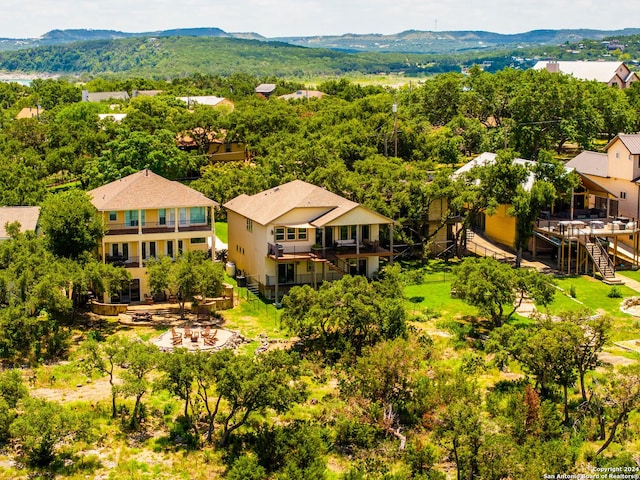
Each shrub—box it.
[607,286,623,298]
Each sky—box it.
[1,0,639,39]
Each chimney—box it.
[546,61,560,73]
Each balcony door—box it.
[277,263,295,284]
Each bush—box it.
[607,286,623,298]
[569,284,577,298]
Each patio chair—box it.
[202,326,212,339]
[172,336,183,346]
[204,329,218,346]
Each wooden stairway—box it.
[584,240,618,282]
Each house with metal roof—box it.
[89,170,217,303]
[255,83,277,98]
[567,134,640,221]
[224,180,394,300]
[532,61,639,88]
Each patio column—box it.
[137,210,142,235]
[570,188,575,220]
[174,208,179,233]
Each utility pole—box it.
[392,101,398,158]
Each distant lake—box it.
[0,78,32,86]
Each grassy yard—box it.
[215,222,228,245]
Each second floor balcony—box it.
[106,221,212,235]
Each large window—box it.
[286,228,296,240]
[159,209,166,226]
[190,207,206,224]
[125,210,139,227]
[275,227,285,242]
[108,211,117,222]
[277,263,295,284]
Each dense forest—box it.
[0,31,639,78]
[0,68,639,478]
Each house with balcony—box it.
[224,180,394,301]
[89,169,217,303]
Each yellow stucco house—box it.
[456,152,616,250]
[224,180,394,301]
[89,170,217,303]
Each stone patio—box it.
[152,326,242,352]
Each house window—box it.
[361,225,370,240]
[125,210,139,227]
[167,240,174,257]
[190,207,206,224]
[246,218,253,232]
[277,263,295,284]
[298,228,307,240]
[340,225,349,240]
[621,191,627,199]
[112,244,119,257]
[178,240,184,254]
[159,209,166,226]
[286,227,296,240]
[108,211,117,222]
[616,152,620,158]
[190,237,207,244]
[225,143,232,153]
[179,208,187,226]
[275,227,285,241]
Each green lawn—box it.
[215,222,228,245]
[403,272,477,322]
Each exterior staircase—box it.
[583,239,618,282]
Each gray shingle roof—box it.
[566,151,609,177]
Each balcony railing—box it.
[105,255,141,268]
[106,222,211,235]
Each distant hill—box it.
[1,27,640,54]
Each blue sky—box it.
[2,0,639,39]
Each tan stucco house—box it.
[89,170,217,303]
[566,134,640,222]
[224,180,394,300]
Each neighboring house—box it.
[0,206,41,240]
[89,170,217,303]
[456,152,616,249]
[278,90,326,101]
[132,90,163,97]
[532,60,639,88]
[176,95,234,110]
[255,83,277,98]
[224,180,394,300]
[566,134,640,221]
[98,113,127,123]
[82,90,130,102]
[176,128,250,163]
[15,106,43,119]
[456,152,636,280]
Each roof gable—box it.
[88,170,217,211]
[224,180,391,226]
[605,134,640,155]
